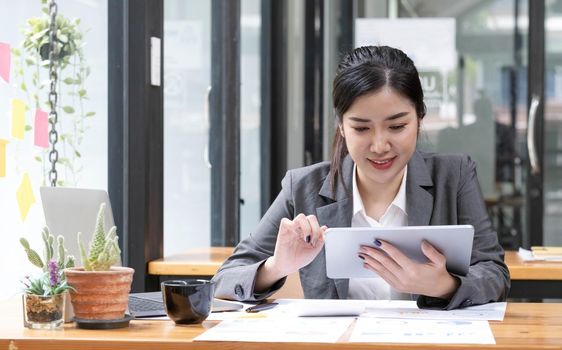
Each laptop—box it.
[40,186,121,266]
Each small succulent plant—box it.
[78,203,121,271]
[20,227,75,295]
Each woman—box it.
[212,45,510,309]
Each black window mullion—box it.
[261,0,288,212]
[108,0,163,292]
[337,0,354,57]
[108,0,125,259]
[304,0,324,165]
[526,0,545,247]
[210,0,241,247]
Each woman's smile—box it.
[368,156,396,170]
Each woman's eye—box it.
[352,127,368,132]
[389,124,406,131]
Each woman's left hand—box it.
[359,240,460,299]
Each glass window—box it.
[164,0,261,253]
[355,0,528,249]
[240,0,261,240]
[164,0,212,254]
[0,0,108,297]
[545,0,562,245]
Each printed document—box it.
[194,317,354,343]
[362,300,507,321]
[272,299,506,321]
[349,318,495,344]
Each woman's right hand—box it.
[269,213,327,276]
[255,214,327,292]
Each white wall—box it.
[0,0,107,298]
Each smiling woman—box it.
[340,88,419,218]
[212,45,510,310]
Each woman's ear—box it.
[339,125,345,138]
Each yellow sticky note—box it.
[16,172,36,221]
[0,139,7,177]
[11,98,26,140]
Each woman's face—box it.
[341,87,419,188]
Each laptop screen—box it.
[40,187,120,265]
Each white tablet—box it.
[277,299,365,317]
[324,225,474,279]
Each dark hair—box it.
[330,45,427,195]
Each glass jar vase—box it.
[23,293,66,330]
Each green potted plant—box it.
[64,203,134,321]
[20,228,75,329]
[11,0,96,186]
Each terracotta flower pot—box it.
[64,266,134,320]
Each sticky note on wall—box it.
[34,109,48,148]
[0,42,10,83]
[11,99,26,140]
[0,139,7,177]
[16,172,36,221]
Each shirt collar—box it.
[352,164,408,217]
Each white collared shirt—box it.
[347,164,410,300]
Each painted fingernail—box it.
[358,254,364,260]
[374,239,382,247]
[305,235,311,243]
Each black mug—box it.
[161,279,215,324]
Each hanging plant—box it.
[11,0,96,186]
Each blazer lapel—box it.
[316,156,354,299]
[406,151,434,226]
[316,155,354,227]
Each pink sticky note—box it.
[34,109,49,148]
[0,42,10,83]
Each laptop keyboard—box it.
[128,293,166,317]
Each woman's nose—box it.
[370,133,390,154]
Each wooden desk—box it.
[148,247,234,276]
[505,250,562,280]
[504,250,562,299]
[3,297,562,349]
[149,249,562,299]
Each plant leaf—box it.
[62,106,75,114]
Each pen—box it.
[245,302,278,313]
[211,309,241,313]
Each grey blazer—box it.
[212,150,510,310]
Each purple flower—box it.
[47,259,60,287]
